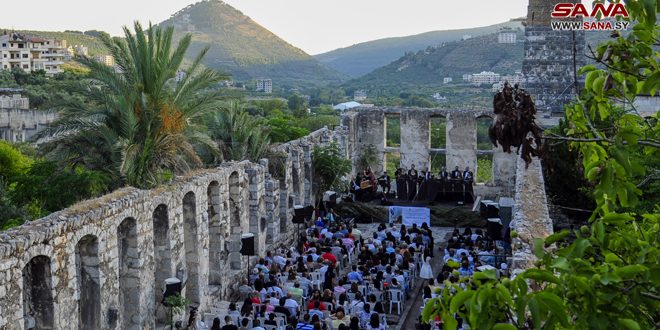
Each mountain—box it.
[344,30,524,92]
[158,0,345,89]
[315,20,525,78]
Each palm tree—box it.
[37,22,228,188]
[206,101,271,162]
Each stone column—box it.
[355,110,385,173]
[509,157,553,272]
[446,111,477,172]
[400,109,430,171]
[302,144,313,206]
[492,149,517,189]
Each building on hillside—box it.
[0,89,29,109]
[353,90,367,101]
[73,45,89,56]
[461,35,472,41]
[94,55,114,66]
[432,93,447,102]
[498,29,517,44]
[443,77,453,84]
[333,101,361,111]
[0,32,67,76]
[470,71,501,85]
[256,79,272,93]
[462,74,472,82]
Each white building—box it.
[0,93,29,109]
[443,77,453,84]
[462,74,472,82]
[73,45,89,56]
[470,71,501,85]
[498,32,517,44]
[94,55,114,66]
[0,32,67,76]
[353,90,367,101]
[256,79,272,93]
[175,70,186,82]
[433,93,447,102]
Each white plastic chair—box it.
[388,289,403,314]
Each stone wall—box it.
[0,126,345,329]
[509,157,554,272]
[341,107,517,197]
[0,109,56,143]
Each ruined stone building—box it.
[0,127,347,329]
[522,0,585,114]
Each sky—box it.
[1,0,529,54]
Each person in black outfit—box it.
[378,171,391,194]
[408,165,418,201]
[438,166,449,180]
[463,167,474,183]
[221,315,238,330]
[450,166,462,179]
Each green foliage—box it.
[421,3,660,329]
[10,161,109,218]
[206,102,271,162]
[312,142,351,199]
[430,118,446,149]
[267,113,310,143]
[477,117,493,150]
[164,293,191,325]
[288,94,308,118]
[357,144,381,171]
[385,152,400,175]
[476,155,492,183]
[300,115,339,132]
[386,116,401,147]
[37,22,228,189]
[0,140,32,180]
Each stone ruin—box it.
[0,112,555,329]
[0,127,347,329]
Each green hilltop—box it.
[158,0,345,89]
[315,20,525,78]
[344,30,524,91]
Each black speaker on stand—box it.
[292,205,314,248]
[240,233,255,282]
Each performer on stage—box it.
[450,166,462,179]
[395,167,407,200]
[408,165,418,201]
[378,171,391,194]
[438,166,449,180]
[463,166,474,184]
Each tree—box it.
[356,144,381,171]
[37,22,228,188]
[267,113,310,143]
[206,102,271,162]
[421,2,659,329]
[288,94,308,118]
[312,142,351,203]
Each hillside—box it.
[159,0,345,89]
[315,20,524,78]
[0,29,107,56]
[344,30,524,92]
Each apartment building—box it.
[256,78,272,93]
[0,32,67,76]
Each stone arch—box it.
[118,217,141,329]
[228,172,241,232]
[76,234,101,330]
[183,191,200,304]
[22,255,54,330]
[152,204,171,322]
[207,181,224,285]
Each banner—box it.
[389,206,430,227]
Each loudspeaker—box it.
[240,233,255,256]
[292,205,314,224]
[162,277,182,305]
